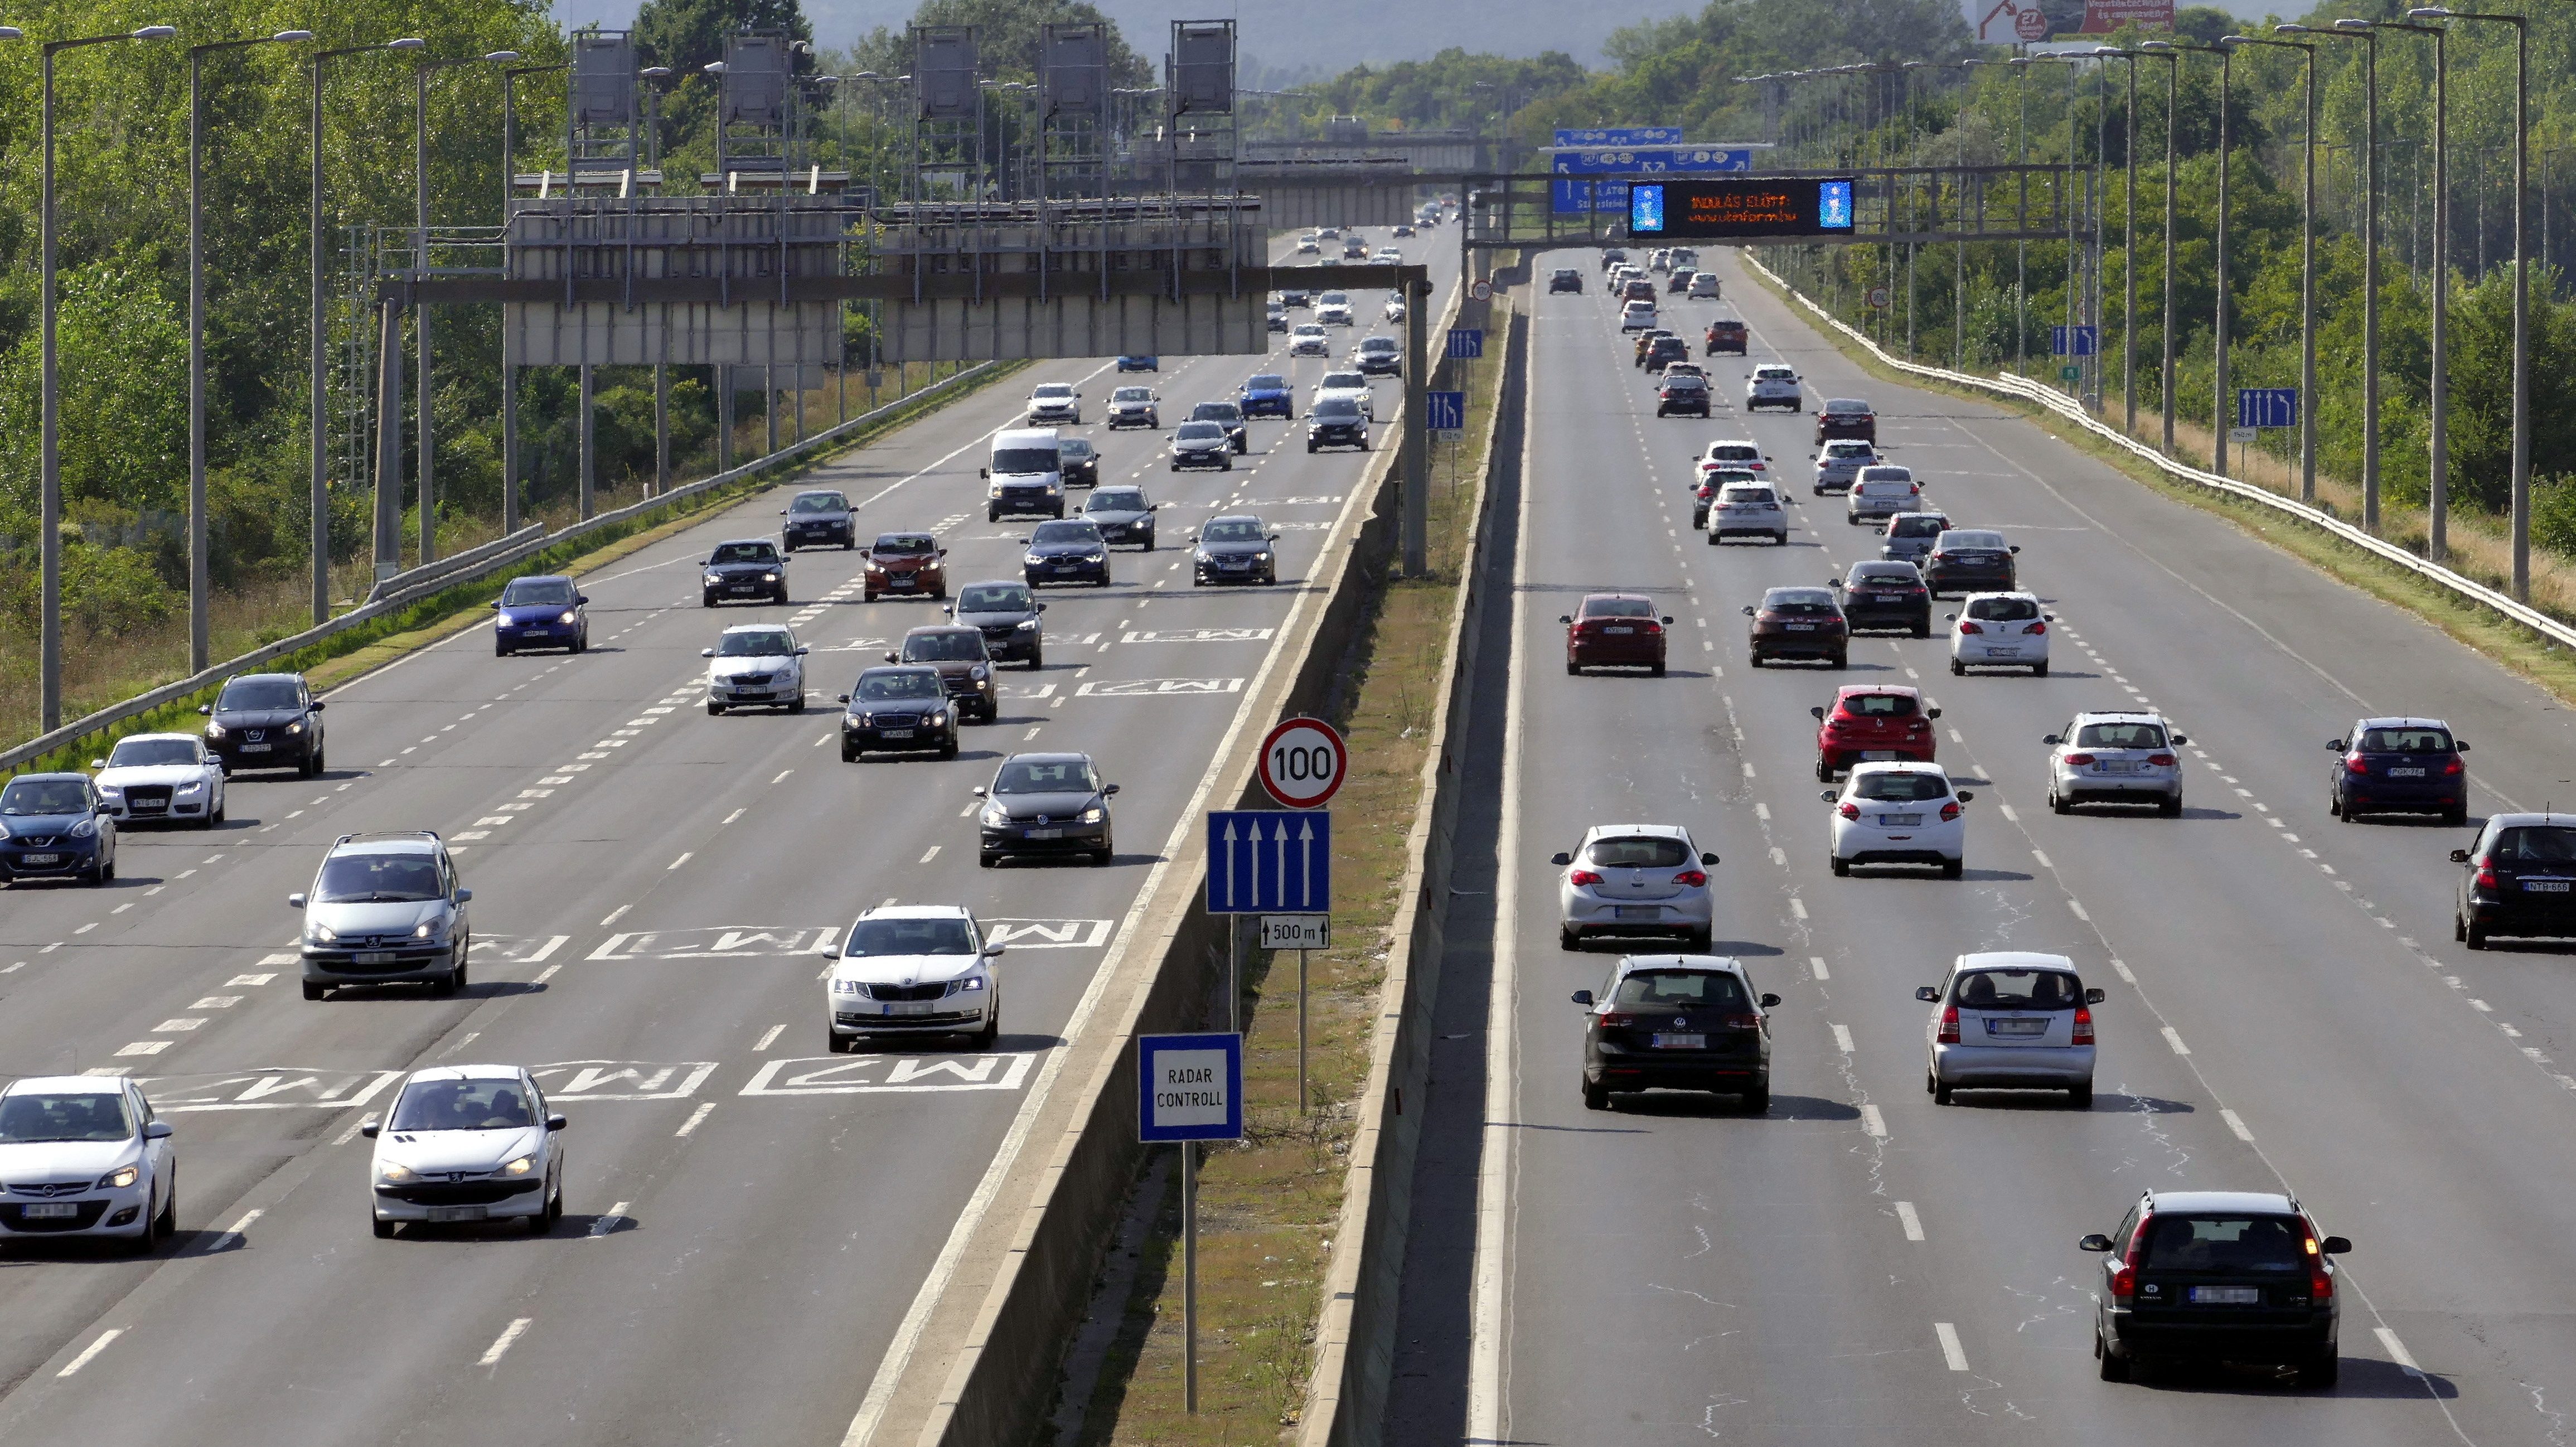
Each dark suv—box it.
[2454,812,2576,948]
[1548,268,1583,294]
[946,580,1045,667]
[1571,956,1778,1112]
[2081,1189,2347,1386]
[885,627,999,723]
[1704,319,1747,355]
[201,671,326,775]
[2331,716,2468,824]
[1832,562,1933,637]
[1639,335,1689,371]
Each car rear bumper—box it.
[2059,771,2181,800]
[1843,605,1930,631]
[1026,562,1111,586]
[2464,896,2576,935]
[1822,746,1935,771]
[1752,633,1846,659]
[1953,641,2048,664]
[2107,1313,2333,1364]
[2338,781,2463,813]
[1568,642,1665,667]
[1586,1056,1767,1092]
[1562,896,1711,930]
[1931,1043,2094,1086]
[1927,569,2017,593]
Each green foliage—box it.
[840,0,1148,88]
[2535,477,2576,558]
[0,541,175,640]
[0,256,186,538]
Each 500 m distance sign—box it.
[1258,717,1347,809]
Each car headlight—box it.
[705,572,724,585]
[927,710,949,725]
[177,779,204,794]
[958,975,987,992]
[1195,550,1214,563]
[558,610,578,625]
[832,978,863,994]
[1082,553,1105,564]
[970,665,989,682]
[1026,553,1045,565]
[97,1164,140,1190]
[413,919,445,941]
[761,572,778,583]
[500,1154,537,1177]
[96,784,122,798]
[204,720,226,739]
[1079,806,1105,824]
[1255,549,1273,562]
[283,720,304,735]
[1014,619,1038,631]
[308,922,337,943]
[982,805,1010,826]
[70,819,98,838]
[378,1161,415,1183]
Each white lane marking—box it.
[477,1318,532,1367]
[2161,1027,2191,1056]
[723,807,745,826]
[589,1201,630,1238]
[229,973,275,986]
[2221,1109,2255,1141]
[56,1329,122,1377]
[1789,897,1808,920]
[1754,801,1770,822]
[2067,898,2091,921]
[2031,849,2053,869]
[2375,1326,2421,1374]
[668,853,692,870]
[675,1101,715,1137]
[1935,1322,1970,1371]
[1860,1103,1887,1138]
[918,846,941,864]
[1895,1201,1925,1241]
[1809,956,1830,981]
[532,964,563,985]
[189,996,241,1010]
[115,1041,172,1057]
[1831,1023,1855,1053]
[754,1023,786,1051]
[2109,957,2136,984]
[204,1207,262,1252]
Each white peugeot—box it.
[1948,591,2052,676]
[1620,299,1658,332]
[0,1076,177,1251]
[2046,711,2187,815]
[1746,364,1803,412]
[1825,761,1969,878]
[1552,824,1720,951]
[361,1064,566,1237]
[1918,952,2102,1106]
[824,904,1006,1052]
[91,732,225,828]
[1707,483,1789,546]
[702,622,809,714]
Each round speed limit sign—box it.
[1258,717,1348,809]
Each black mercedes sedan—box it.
[837,666,960,761]
[1832,560,1933,637]
[976,752,1118,867]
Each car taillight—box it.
[1672,869,1707,887]
[2026,621,2046,635]
[2306,1240,2334,1300]
[1643,621,1663,635]
[1940,801,1962,822]
[1907,484,1920,494]
[1568,869,1605,887]
[1838,802,1860,820]
[1958,621,1984,634]
[1936,1006,1960,1044]
[2444,756,2464,775]
[1721,1013,1765,1030]
[2476,865,2498,889]
[2146,753,2176,767]
[2346,754,2369,774]
[1599,1013,1638,1029]
[2073,1006,2094,1044]
[2063,753,2095,766]
[2110,1262,2137,1301]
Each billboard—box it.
[1626,178,1856,240]
[1975,0,2169,41]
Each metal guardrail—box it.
[1741,251,2576,654]
[0,362,1000,775]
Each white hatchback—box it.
[1697,438,1769,482]
[1918,952,2101,1106]
[1687,272,1722,299]
[1708,483,1788,545]
[1552,824,1720,951]
[703,622,808,714]
[1316,292,1355,325]
[1313,369,1376,420]
[1812,439,1880,494]
[362,1065,566,1236]
[91,732,225,828]
[1948,592,2051,676]
[2047,711,2187,815]
[1747,364,1803,412]
[1846,466,1923,525]
[0,1076,177,1251]
[1620,299,1658,332]
[824,904,1006,1051]
[1290,323,1330,357]
[1825,761,1969,877]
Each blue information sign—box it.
[1551,146,1757,215]
[1206,810,1331,914]
[1425,391,1467,432]
[1138,1032,1243,1143]
[2050,325,2099,358]
[1445,328,1484,360]
[2237,387,2299,429]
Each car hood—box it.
[832,952,990,988]
[904,657,985,679]
[1028,396,1078,410]
[1198,538,1271,557]
[96,764,211,788]
[374,1125,541,1175]
[0,1139,138,1182]
[709,654,798,680]
[869,554,937,571]
[1029,535,1103,556]
[209,706,306,730]
[955,608,1038,629]
[0,811,93,837]
[1241,388,1289,402]
[1109,399,1154,412]
[1171,435,1228,451]
[987,789,1101,820]
[309,898,446,935]
[705,559,779,576]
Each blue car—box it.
[0,773,117,885]
[1117,355,1159,372]
[2331,716,2468,824]
[1237,372,1294,420]
[1023,518,1112,588]
[492,575,588,656]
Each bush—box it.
[2534,476,2576,560]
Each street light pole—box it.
[643,65,673,496]
[2308,20,2381,526]
[2093,49,2140,433]
[2252,31,2321,505]
[500,61,568,535]
[2138,45,2179,454]
[2159,40,2230,473]
[2427,8,2530,596]
[2379,17,2448,556]
[409,52,517,572]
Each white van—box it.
[984,428,1065,522]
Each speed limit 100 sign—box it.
[1258,718,1348,809]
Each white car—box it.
[1686,272,1722,299]
[1290,323,1330,357]
[1649,248,1673,272]
[1552,823,1720,951]
[1697,439,1769,482]
[2047,712,2186,815]
[361,1064,566,1237]
[1313,370,1376,420]
[1295,232,1321,254]
[1812,439,1880,494]
[1373,247,1402,264]
[1025,381,1081,425]
[1825,761,1969,877]
[1948,591,2052,676]
[824,904,1005,1051]
[1746,364,1803,412]
[1383,296,1407,324]
[702,622,808,714]
[1847,466,1923,525]
[1918,952,2101,1106]
[91,732,225,828]
[1316,292,1355,326]
[1708,483,1788,545]
[0,1076,177,1251]
[1620,299,1658,332]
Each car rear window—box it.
[1706,443,1760,461]
[2359,727,2452,753]
[1891,515,1948,536]
[1851,566,1918,585]
[1841,693,1918,718]
[1584,836,1693,868]
[2134,1215,2307,1272]
[1720,486,1773,503]
[2075,722,2166,749]
[1608,970,1749,1009]
[1952,968,2080,1009]
[1851,772,1948,802]
[1964,596,2040,622]
[1826,443,1875,459]
[1764,591,1838,614]
[1942,531,2007,550]
[1580,597,1653,618]
[1826,399,1872,413]
[2491,826,2576,864]
[1856,467,1913,484]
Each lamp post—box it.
[2132,42,2179,454]
[2244,30,2321,505]
[409,51,518,572]
[42,23,178,732]
[1953,59,1982,373]
[2093,47,2141,435]
[2371,16,2449,555]
[500,61,568,536]
[190,29,312,675]
[641,65,674,492]
[2173,39,2231,473]
[2298,20,2380,526]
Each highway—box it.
[1386,244,2576,1445]
[0,234,1454,1444]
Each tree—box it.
[636,0,815,75]
[842,0,1150,89]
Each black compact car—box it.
[1353,336,1402,377]
[1023,519,1112,588]
[1306,398,1368,453]
[2081,1189,2347,1386]
[2333,716,2469,824]
[1082,486,1159,549]
[839,666,960,761]
[2456,812,2576,948]
[1192,515,1279,586]
[1833,562,1933,636]
[1548,268,1583,294]
[975,752,1119,867]
[1572,956,1777,1112]
[1189,400,1250,453]
[946,580,1047,667]
[1279,288,1311,309]
[779,489,856,550]
[1744,587,1850,668]
[1057,436,1100,488]
[0,772,117,885]
[201,671,326,775]
[1921,531,2020,598]
[701,539,787,606]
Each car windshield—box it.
[1943,532,2006,551]
[1580,597,1652,619]
[855,671,942,703]
[992,447,1058,474]
[1852,772,1949,802]
[873,535,934,556]
[2135,1215,2307,1273]
[1841,693,1918,718]
[1314,399,1362,419]
[217,677,302,710]
[1764,592,1838,615]
[313,851,444,903]
[844,917,978,956]
[958,584,1032,612]
[390,1078,534,1133]
[0,1091,131,1143]
[902,632,987,662]
[1965,597,2040,622]
[108,738,201,768]
[1113,387,1154,403]
[1033,384,1074,399]
[1176,422,1224,441]
[789,493,846,514]
[710,543,776,565]
[1584,836,1691,868]
[501,578,576,607]
[1953,969,2079,1009]
[1058,438,1095,461]
[995,758,1098,793]
[1851,567,1917,585]
[1322,374,1364,390]
[1858,468,1912,485]
[1295,325,1324,336]
[1609,970,1750,1010]
[2492,826,2576,864]
[715,630,793,657]
[2076,722,2166,749]
[1,779,89,815]
[1202,519,1266,543]
[1362,339,1397,353]
[1033,521,1101,546]
[1087,491,1147,514]
[1891,516,1947,536]
[1192,403,1243,422]
[1320,293,1348,305]
[2359,727,2452,753]
[1246,375,1286,391]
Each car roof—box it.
[860,664,942,679]
[2485,812,2574,828]
[2140,1189,2301,1216]
[223,670,303,684]
[331,832,441,854]
[994,427,1059,446]
[720,622,791,635]
[2355,715,2451,731]
[1836,684,1921,701]
[1614,954,1750,977]
[399,1063,527,1084]
[1824,398,1873,410]
[1205,513,1268,527]
[2072,710,2166,724]
[999,751,1095,768]
[1848,759,1948,777]
[4,1075,129,1096]
[1960,589,2039,601]
[6,771,90,785]
[855,903,974,921]
[112,732,201,746]
[1581,823,1692,841]
[793,488,846,501]
[1954,950,2076,972]
[1849,559,1919,573]
[1580,592,1653,604]
[904,623,981,636]
[715,536,777,548]
[1941,530,2006,544]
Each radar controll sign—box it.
[1626,178,1858,241]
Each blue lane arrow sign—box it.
[2236,386,2299,429]
[1206,809,1331,913]
[1446,328,1484,360]
[1425,391,1467,433]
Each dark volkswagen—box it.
[1744,587,1849,668]
[975,752,1118,867]
[0,774,115,885]
[2332,717,2468,824]
[701,539,787,607]
[2453,812,2576,948]
[1192,515,1279,586]
[1572,956,1777,1112]
[492,574,588,654]
[888,626,999,722]
[201,671,326,775]
[779,489,856,550]
[1082,486,1159,550]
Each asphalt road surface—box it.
[0,234,1454,1445]
[1384,245,2576,1446]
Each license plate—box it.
[1054,564,1082,573]
[2389,767,2425,777]
[21,854,60,866]
[1026,828,1064,840]
[1880,815,1923,827]
[1860,750,1898,760]
[239,743,272,753]
[132,802,167,814]
[2188,1286,2262,1305]
[1614,906,1662,921]
[2527,880,2573,893]
[1784,623,1815,632]
[1988,1018,2048,1036]
[426,1205,488,1223]
[355,951,395,965]
[881,1001,932,1016]
[879,728,915,739]
[1650,1033,1706,1050]
[2097,762,2140,774]
[1985,647,2017,657]
[729,584,758,593]
[24,1201,80,1218]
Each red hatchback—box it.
[1810,685,1940,781]
[1562,594,1672,676]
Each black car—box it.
[1306,398,1368,453]
[1279,288,1311,309]
[1023,519,1111,588]
[975,752,1118,867]
[2081,1189,2347,1386]
[1921,530,2019,598]
[1082,486,1159,550]
[1189,400,1250,453]
[1639,336,1689,371]
[2333,716,2468,824]
[1572,956,1776,1112]
[1352,336,1402,377]
[2455,812,2576,948]
[1548,268,1584,294]
[838,666,960,761]
[201,671,326,775]
[1267,306,1289,333]
[1192,514,1279,586]
[1832,562,1933,637]
[0,772,117,885]
[1057,436,1100,488]
[779,489,856,550]
[1744,587,1849,667]
[1599,249,1628,272]
[885,626,999,722]
[701,538,787,607]
[946,580,1047,667]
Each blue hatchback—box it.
[493,575,588,656]
[1116,355,1159,372]
[1238,372,1294,419]
[0,773,116,885]
[2330,716,2468,824]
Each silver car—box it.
[1708,483,1788,545]
[1553,824,1719,951]
[1812,439,1880,495]
[1918,952,2102,1106]
[2046,712,2188,816]
[1846,466,1922,525]
[1880,509,1952,563]
[0,1076,177,1251]
[291,831,472,999]
[361,1065,565,1236]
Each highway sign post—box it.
[1550,144,1757,214]
[1259,915,1329,950]
[1138,1030,1243,1412]
[1206,810,1331,912]
[2237,386,2298,430]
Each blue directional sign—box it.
[1551,146,1757,214]
[1206,809,1331,914]
[1137,1032,1243,1143]
[1556,127,1684,148]
[1425,391,1468,433]
[2238,386,2299,429]
[1445,328,1485,360]
[2050,325,2099,358]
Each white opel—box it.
[1825,761,1969,877]
[0,1077,177,1251]
[1948,591,2052,676]
[1552,824,1720,951]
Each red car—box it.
[1810,685,1940,781]
[1705,319,1748,355]
[1562,594,1672,676]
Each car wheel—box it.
[2297,1349,2340,1390]
[979,851,998,869]
[1912,621,1930,639]
[841,743,859,763]
[1816,756,1834,783]
[2069,1081,2094,1109]
[1566,659,1580,675]
[1687,927,1712,952]
[1940,858,1965,880]
[788,694,806,714]
[303,982,327,1001]
[2031,662,2048,677]
[1933,1077,1954,1105]
[1558,924,1581,951]
[496,643,512,657]
[1747,652,1764,669]
[528,1187,559,1234]
[1830,854,1850,877]
[1142,533,1155,552]
[574,633,587,654]
[209,796,225,826]
[1829,653,1847,670]
[2466,917,2490,950]
[1949,659,1966,676]
[2443,805,2468,827]
[1650,662,1666,677]
[2049,790,2069,815]
[374,1216,398,1240]
[1581,1076,1610,1111]
[1741,1083,1769,1114]
[2098,1334,2129,1382]
[843,536,856,550]
[973,1010,1001,1050]
[2455,912,2469,942]
[2159,795,2183,818]
[708,700,725,715]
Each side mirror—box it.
[1102,783,1121,797]
[1915,986,1940,1003]
[2009,545,2022,554]
[1019,538,1033,546]
[2457,740,2471,752]
[2449,848,2472,863]
[1558,614,1573,625]
[836,694,850,704]
[985,942,1008,957]
[1944,613,1957,621]
[2085,988,2108,1004]
[1820,790,1838,802]
[942,604,955,615]
[1759,993,1781,1009]
[1955,791,1974,804]
[779,509,788,515]
[972,786,988,798]
[2327,739,2346,751]
[1660,615,1675,625]
[547,1114,568,1132]
[488,601,500,610]
[883,652,900,664]
[1548,851,1572,866]
[2169,734,2188,746]
[1699,851,1718,865]
[2320,1235,2352,1255]
[796,646,810,656]
[1928,708,1943,720]
[979,467,990,478]
[576,595,589,605]
[1571,990,1596,1006]
[288,893,307,909]
[2078,1233,2115,1253]
[359,1119,381,1139]
[1810,706,1827,719]
[1829,579,1844,588]
[701,648,717,657]
[938,548,949,558]
[144,1120,174,1140]
[2044,734,2061,746]
[198,704,212,715]
[1741,606,1755,617]
[453,888,473,904]
[309,701,325,712]
[1269,533,1281,541]
[90,759,105,770]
